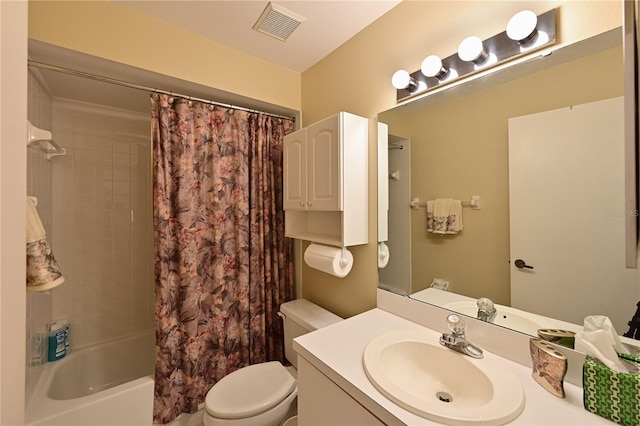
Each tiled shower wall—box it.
[26,69,54,403]
[50,98,154,349]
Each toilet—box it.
[203,298,342,426]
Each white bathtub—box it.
[26,330,155,426]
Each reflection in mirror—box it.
[377,28,640,344]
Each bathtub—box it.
[26,330,155,426]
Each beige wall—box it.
[28,0,301,112]
[382,46,622,305]
[300,1,622,318]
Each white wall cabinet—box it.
[284,118,340,211]
[284,111,368,247]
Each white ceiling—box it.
[113,0,402,73]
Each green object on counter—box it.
[583,354,640,426]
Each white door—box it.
[508,97,638,331]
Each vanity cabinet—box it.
[297,356,385,425]
[283,111,368,246]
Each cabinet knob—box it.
[299,201,305,206]
[307,201,312,207]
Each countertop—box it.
[293,308,614,425]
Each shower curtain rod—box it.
[27,60,295,122]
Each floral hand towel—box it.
[427,198,463,234]
[26,196,65,292]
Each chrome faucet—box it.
[439,314,484,358]
[477,297,497,323]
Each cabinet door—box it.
[283,129,307,210]
[307,116,342,211]
[298,357,385,425]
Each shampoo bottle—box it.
[58,320,71,355]
[47,322,66,362]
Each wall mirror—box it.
[377,26,640,344]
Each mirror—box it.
[377,27,640,342]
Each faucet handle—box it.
[446,314,465,335]
[477,297,495,311]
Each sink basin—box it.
[363,330,525,425]
[443,301,550,336]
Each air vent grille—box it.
[253,2,306,42]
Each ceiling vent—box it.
[252,2,306,42]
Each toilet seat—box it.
[205,361,296,419]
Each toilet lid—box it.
[205,361,296,419]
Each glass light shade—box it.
[458,36,485,62]
[421,55,447,78]
[391,70,412,89]
[507,10,538,42]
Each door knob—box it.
[514,259,534,269]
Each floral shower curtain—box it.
[151,94,295,424]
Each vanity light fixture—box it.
[391,69,419,92]
[421,55,449,79]
[506,10,539,44]
[391,8,557,102]
[458,36,489,64]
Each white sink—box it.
[363,330,525,425]
[444,301,550,336]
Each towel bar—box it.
[410,196,481,210]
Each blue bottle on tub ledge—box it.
[47,321,69,362]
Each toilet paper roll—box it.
[304,243,353,278]
[378,242,390,268]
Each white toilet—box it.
[203,298,342,426]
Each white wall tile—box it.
[50,99,153,350]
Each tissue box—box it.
[583,355,640,426]
[620,351,640,363]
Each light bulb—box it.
[458,36,488,64]
[507,10,538,44]
[421,55,448,79]
[391,70,417,91]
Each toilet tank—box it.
[279,299,342,368]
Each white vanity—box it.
[293,291,615,425]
